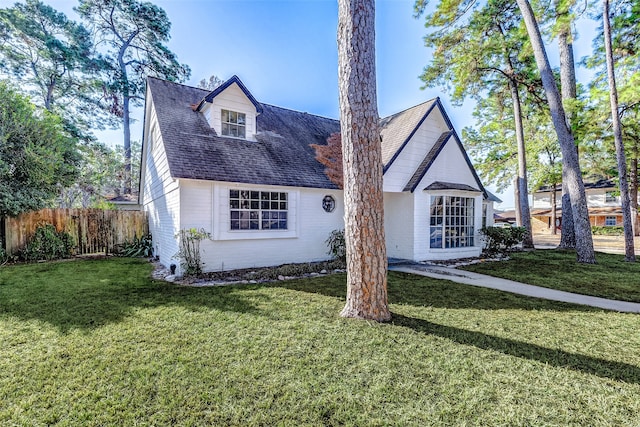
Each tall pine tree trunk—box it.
[551,186,558,235]
[509,78,534,248]
[603,0,635,261]
[629,139,639,236]
[556,0,578,249]
[118,44,132,195]
[516,0,595,263]
[337,0,391,321]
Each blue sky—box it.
[0,0,600,208]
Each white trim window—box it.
[430,196,475,248]
[221,109,246,138]
[605,216,617,226]
[605,192,618,203]
[229,190,288,230]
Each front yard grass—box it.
[1,258,640,425]
[461,249,640,302]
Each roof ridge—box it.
[380,98,439,121]
[261,103,340,123]
[147,76,210,93]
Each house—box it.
[139,75,499,275]
[531,179,635,232]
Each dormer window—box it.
[221,109,246,138]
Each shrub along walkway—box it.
[389,263,640,313]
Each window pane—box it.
[222,110,229,123]
[230,200,239,209]
[238,126,245,139]
[237,113,246,125]
[231,220,239,230]
[230,211,239,219]
[222,123,230,136]
[230,111,237,123]
[430,227,442,248]
[280,202,287,210]
[230,189,239,199]
[251,201,259,210]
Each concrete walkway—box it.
[389,263,640,313]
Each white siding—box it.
[420,139,480,190]
[384,192,414,260]
[141,104,180,269]
[383,111,448,192]
[179,181,344,272]
[532,192,554,209]
[206,83,258,141]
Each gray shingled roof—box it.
[145,77,486,196]
[423,181,481,192]
[147,77,340,189]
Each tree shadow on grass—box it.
[0,258,270,333]
[391,313,640,384]
[277,271,599,312]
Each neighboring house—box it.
[531,179,634,232]
[139,75,499,274]
[107,194,142,211]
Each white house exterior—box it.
[139,76,498,275]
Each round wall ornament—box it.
[322,195,336,213]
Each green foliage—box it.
[0,247,7,265]
[326,229,346,262]
[481,226,528,256]
[0,81,80,216]
[20,223,74,261]
[174,228,211,276]
[58,140,142,208]
[117,234,153,258]
[76,0,190,193]
[591,226,624,236]
[0,0,113,139]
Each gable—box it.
[381,101,450,192]
[203,83,258,140]
[417,134,482,193]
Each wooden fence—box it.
[2,208,148,256]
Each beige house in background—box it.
[530,179,635,233]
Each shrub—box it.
[0,247,8,265]
[174,228,211,276]
[591,226,624,236]
[481,226,527,256]
[326,229,346,262]
[20,223,74,261]
[117,234,153,257]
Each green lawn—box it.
[1,258,640,426]
[462,249,640,302]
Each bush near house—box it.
[591,226,624,236]
[480,226,527,256]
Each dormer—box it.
[196,75,263,141]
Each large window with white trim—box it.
[430,196,475,248]
[229,190,288,230]
[221,109,246,138]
